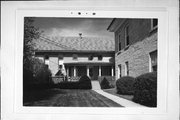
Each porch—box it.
[65,64,115,80]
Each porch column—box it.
[74,66,76,77]
[111,66,114,76]
[87,66,89,77]
[99,66,101,76]
[67,67,69,77]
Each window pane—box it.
[153,19,158,27]
[150,50,157,72]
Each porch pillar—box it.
[99,66,101,76]
[67,67,69,77]
[74,66,76,77]
[87,66,89,77]
[111,66,114,76]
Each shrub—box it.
[79,75,92,89]
[132,72,157,107]
[100,77,111,89]
[57,75,92,89]
[116,76,135,95]
[33,58,52,84]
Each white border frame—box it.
[1,1,179,120]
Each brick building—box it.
[107,18,158,79]
[34,35,115,83]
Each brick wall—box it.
[115,32,157,79]
[115,19,151,53]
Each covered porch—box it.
[64,62,115,81]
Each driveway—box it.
[23,88,123,107]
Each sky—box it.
[33,17,114,39]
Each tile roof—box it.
[33,36,115,52]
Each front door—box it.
[89,66,99,80]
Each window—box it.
[73,54,78,60]
[118,35,121,51]
[125,61,129,76]
[125,26,130,47]
[88,55,93,60]
[98,55,102,60]
[58,54,63,60]
[151,19,158,29]
[150,50,157,72]
[118,64,122,78]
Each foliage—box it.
[23,17,41,71]
[116,76,135,95]
[56,75,92,89]
[79,75,92,89]
[132,72,157,107]
[33,58,52,84]
[23,17,42,87]
[100,77,112,89]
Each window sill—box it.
[149,26,158,35]
[124,45,130,51]
[116,45,130,56]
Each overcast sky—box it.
[33,17,114,39]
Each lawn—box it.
[103,88,134,101]
[23,88,123,107]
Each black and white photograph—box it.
[1,1,179,120]
[23,17,158,107]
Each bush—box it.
[79,75,92,89]
[57,75,92,89]
[132,72,157,107]
[100,77,112,89]
[33,58,52,84]
[116,76,135,95]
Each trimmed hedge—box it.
[132,72,157,107]
[100,77,112,89]
[79,75,92,89]
[116,76,135,95]
[57,75,92,89]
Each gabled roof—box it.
[33,36,115,52]
[107,18,127,32]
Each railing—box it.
[51,76,81,84]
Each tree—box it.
[23,17,41,85]
[23,17,40,71]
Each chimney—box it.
[79,33,82,39]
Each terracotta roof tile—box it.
[34,36,115,52]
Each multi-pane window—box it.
[150,50,157,72]
[125,61,129,76]
[98,55,103,60]
[73,54,78,60]
[151,19,158,29]
[125,26,130,47]
[118,35,121,51]
[118,64,122,78]
[88,55,93,60]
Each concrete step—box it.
[91,81,101,90]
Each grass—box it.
[23,88,123,107]
[103,88,134,101]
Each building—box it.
[34,35,115,83]
[107,18,158,79]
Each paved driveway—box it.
[23,89,123,107]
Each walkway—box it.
[91,81,101,90]
[93,90,147,107]
[91,81,146,107]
